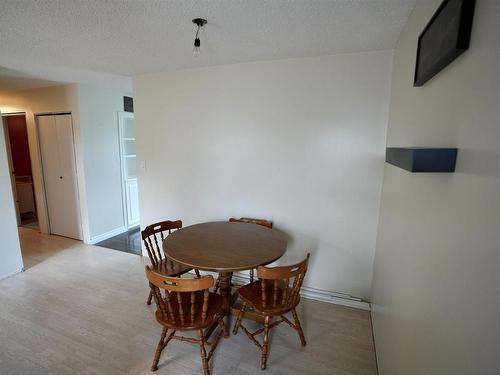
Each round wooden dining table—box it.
[162,221,287,317]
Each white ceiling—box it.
[0,0,416,91]
[0,67,60,92]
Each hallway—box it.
[18,227,81,270]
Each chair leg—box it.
[197,329,210,375]
[218,315,229,338]
[232,302,247,335]
[292,308,306,346]
[147,290,153,305]
[151,327,168,371]
[214,276,220,294]
[249,269,254,283]
[261,315,270,370]
[195,269,201,278]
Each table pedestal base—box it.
[205,272,233,339]
[205,272,268,339]
[218,272,233,315]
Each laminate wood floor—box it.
[0,228,377,375]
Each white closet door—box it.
[125,179,139,226]
[38,114,82,240]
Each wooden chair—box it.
[232,254,310,370]
[145,266,228,374]
[143,220,200,305]
[228,217,273,286]
[229,217,273,230]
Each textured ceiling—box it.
[0,0,416,90]
[0,67,60,92]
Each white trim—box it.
[118,112,139,229]
[299,286,370,311]
[0,267,24,281]
[231,272,371,311]
[189,271,371,311]
[1,112,27,117]
[88,225,127,244]
[32,114,51,235]
[117,112,128,229]
[1,115,22,226]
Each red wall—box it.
[6,115,32,177]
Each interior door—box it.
[38,114,82,240]
[125,179,139,226]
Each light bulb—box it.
[193,37,201,56]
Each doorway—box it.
[2,113,38,230]
[118,111,139,229]
[93,111,140,255]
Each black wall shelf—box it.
[386,148,457,173]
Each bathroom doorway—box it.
[2,113,38,230]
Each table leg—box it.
[205,271,233,340]
[218,272,233,315]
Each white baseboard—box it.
[88,226,127,244]
[191,271,371,311]
[0,267,24,281]
[299,285,370,311]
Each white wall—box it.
[134,50,393,299]
[371,1,500,374]
[0,112,24,279]
[0,85,84,238]
[0,81,132,243]
[78,81,132,239]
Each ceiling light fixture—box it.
[192,18,207,56]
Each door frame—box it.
[117,111,139,229]
[1,113,25,226]
[35,112,84,240]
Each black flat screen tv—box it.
[414,0,475,87]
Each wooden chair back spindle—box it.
[233,253,311,370]
[256,253,310,309]
[145,266,227,374]
[229,217,273,228]
[229,217,273,282]
[145,266,214,327]
[142,220,182,267]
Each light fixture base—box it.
[192,18,207,27]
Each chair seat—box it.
[156,291,224,330]
[238,280,300,315]
[152,259,192,277]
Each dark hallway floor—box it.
[95,227,142,255]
